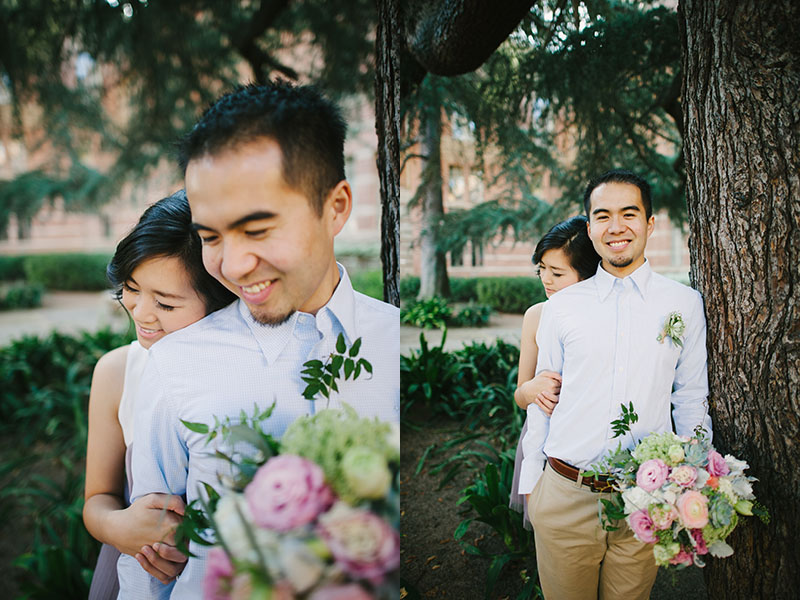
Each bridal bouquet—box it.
[176,335,400,599]
[594,404,768,568]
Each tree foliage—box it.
[0,0,377,233]
[401,0,687,282]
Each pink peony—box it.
[245,455,333,532]
[706,450,730,477]
[317,502,399,584]
[309,584,373,600]
[669,465,698,488]
[636,459,670,492]
[669,548,694,566]
[690,529,708,555]
[627,509,658,544]
[676,490,709,529]
[203,547,234,600]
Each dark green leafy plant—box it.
[401,297,452,329]
[450,303,492,327]
[455,450,542,600]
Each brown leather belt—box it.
[547,457,614,493]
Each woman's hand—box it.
[105,492,188,582]
[136,542,188,584]
[515,371,562,416]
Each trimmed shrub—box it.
[476,277,545,314]
[0,282,44,310]
[448,277,481,302]
[349,269,383,301]
[23,253,112,291]
[399,276,420,301]
[0,255,27,281]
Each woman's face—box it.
[538,248,581,298]
[120,255,208,349]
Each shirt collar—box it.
[239,262,358,366]
[594,259,652,302]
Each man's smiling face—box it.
[185,137,350,325]
[587,181,655,278]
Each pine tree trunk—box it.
[417,111,450,300]
[375,0,401,307]
[679,1,800,597]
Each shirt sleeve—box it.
[130,356,189,502]
[119,356,189,598]
[671,291,713,441]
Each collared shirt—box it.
[117,265,399,599]
[519,260,711,495]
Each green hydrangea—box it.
[631,432,683,463]
[281,404,398,504]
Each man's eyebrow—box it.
[192,211,278,233]
[591,204,641,216]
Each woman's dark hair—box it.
[107,190,236,313]
[532,215,600,281]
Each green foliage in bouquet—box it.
[300,334,373,400]
[282,404,399,507]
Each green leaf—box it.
[181,420,209,434]
[454,518,472,540]
[336,333,346,354]
[349,337,362,357]
[344,358,355,379]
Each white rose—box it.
[214,493,279,566]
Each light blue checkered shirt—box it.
[117,265,399,599]
[519,260,712,495]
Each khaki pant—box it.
[528,463,658,600]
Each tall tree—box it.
[375,0,402,306]
[401,1,686,298]
[679,0,800,596]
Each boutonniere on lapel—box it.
[657,311,685,348]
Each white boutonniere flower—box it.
[657,311,685,348]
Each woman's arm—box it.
[514,303,562,415]
[83,346,186,583]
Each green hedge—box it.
[0,255,27,281]
[401,275,544,314]
[476,277,545,314]
[23,253,111,291]
[0,282,44,310]
[349,269,383,301]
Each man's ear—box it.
[324,180,352,236]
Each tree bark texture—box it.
[375,0,401,307]
[679,1,800,597]
[403,0,533,76]
[417,111,450,300]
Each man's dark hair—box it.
[177,81,347,216]
[107,190,236,313]
[583,169,653,219]
[533,215,600,281]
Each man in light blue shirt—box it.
[117,83,399,599]
[524,170,711,599]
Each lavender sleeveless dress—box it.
[87,342,148,600]
[509,417,533,529]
